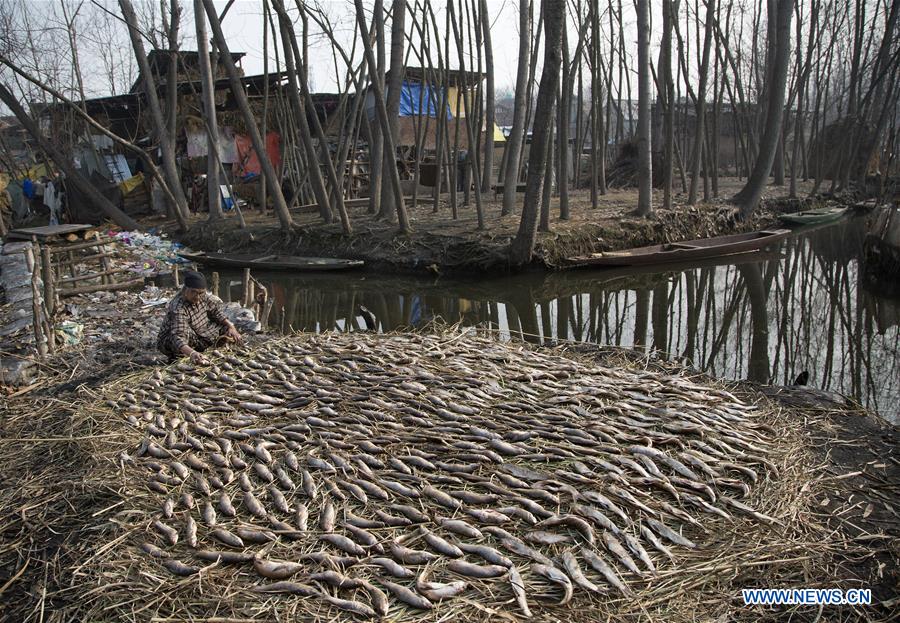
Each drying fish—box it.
[320,595,377,618]
[390,542,438,565]
[319,501,336,532]
[109,330,779,618]
[153,520,178,546]
[320,533,367,557]
[236,526,277,543]
[531,563,573,605]
[251,581,318,596]
[581,548,632,596]
[195,549,255,564]
[640,524,675,560]
[526,530,572,546]
[601,531,642,575]
[438,517,483,539]
[140,542,170,558]
[369,557,415,579]
[458,542,513,567]
[161,559,200,576]
[210,527,244,548]
[379,579,434,610]
[421,529,464,558]
[622,531,657,574]
[560,550,603,593]
[253,557,304,580]
[294,504,309,531]
[184,516,198,548]
[508,566,532,617]
[536,514,595,545]
[345,524,382,551]
[242,491,266,518]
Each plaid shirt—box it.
[157,290,228,354]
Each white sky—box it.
[212,0,644,95]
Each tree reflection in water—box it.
[213,217,899,422]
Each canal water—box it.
[212,215,899,423]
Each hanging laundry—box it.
[44,180,60,225]
[186,130,208,158]
[219,126,238,164]
[232,132,281,179]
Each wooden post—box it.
[260,298,274,329]
[41,244,55,317]
[173,264,181,288]
[26,246,46,359]
[211,271,220,298]
[241,268,251,307]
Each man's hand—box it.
[225,323,242,343]
[189,350,209,365]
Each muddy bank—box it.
[175,184,835,275]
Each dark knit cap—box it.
[183,270,207,289]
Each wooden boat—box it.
[779,206,848,225]
[178,251,364,271]
[563,229,791,268]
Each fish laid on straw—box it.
[101,331,779,619]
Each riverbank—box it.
[174,179,843,275]
[0,324,895,621]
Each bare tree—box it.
[378,0,407,222]
[635,0,652,216]
[479,0,495,194]
[353,0,410,232]
[732,0,795,216]
[193,0,223,220]
[0,80,140,229]
[119,0,190,223]
[502,0,531,216]
[509,0,565,265]
[199,0,294,229]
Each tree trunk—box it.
[502,0,532,216]
[509,0,565,266]
[635,0,653,216]
[194,0,224,220]
[661,0,678,209]
[479,0,495,194]
[118,0,190,222]
[558,24,570,220]
[272,0,337,227]
[378,0,407,221]
[368,0,385,215]
[732,0,794,216]
[353,0,410,232]
[165,0,181,161]
[281,2,351,233]
[0,81,140,230]
[687,0,715,205]
[200,0,294,229]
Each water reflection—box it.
[213,216,899,422]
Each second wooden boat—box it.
[563,229,791,268]
[779,206,848,225]
[178,251,364,271]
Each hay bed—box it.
[0,330,880,622]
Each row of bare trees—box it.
[0,0,898,264]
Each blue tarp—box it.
[398,82,450,118]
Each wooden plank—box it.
[57,267,131,286]
[59,276,145,298]
[54,251,117,266]
[47,238,115,254]
[7,224,93,240]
